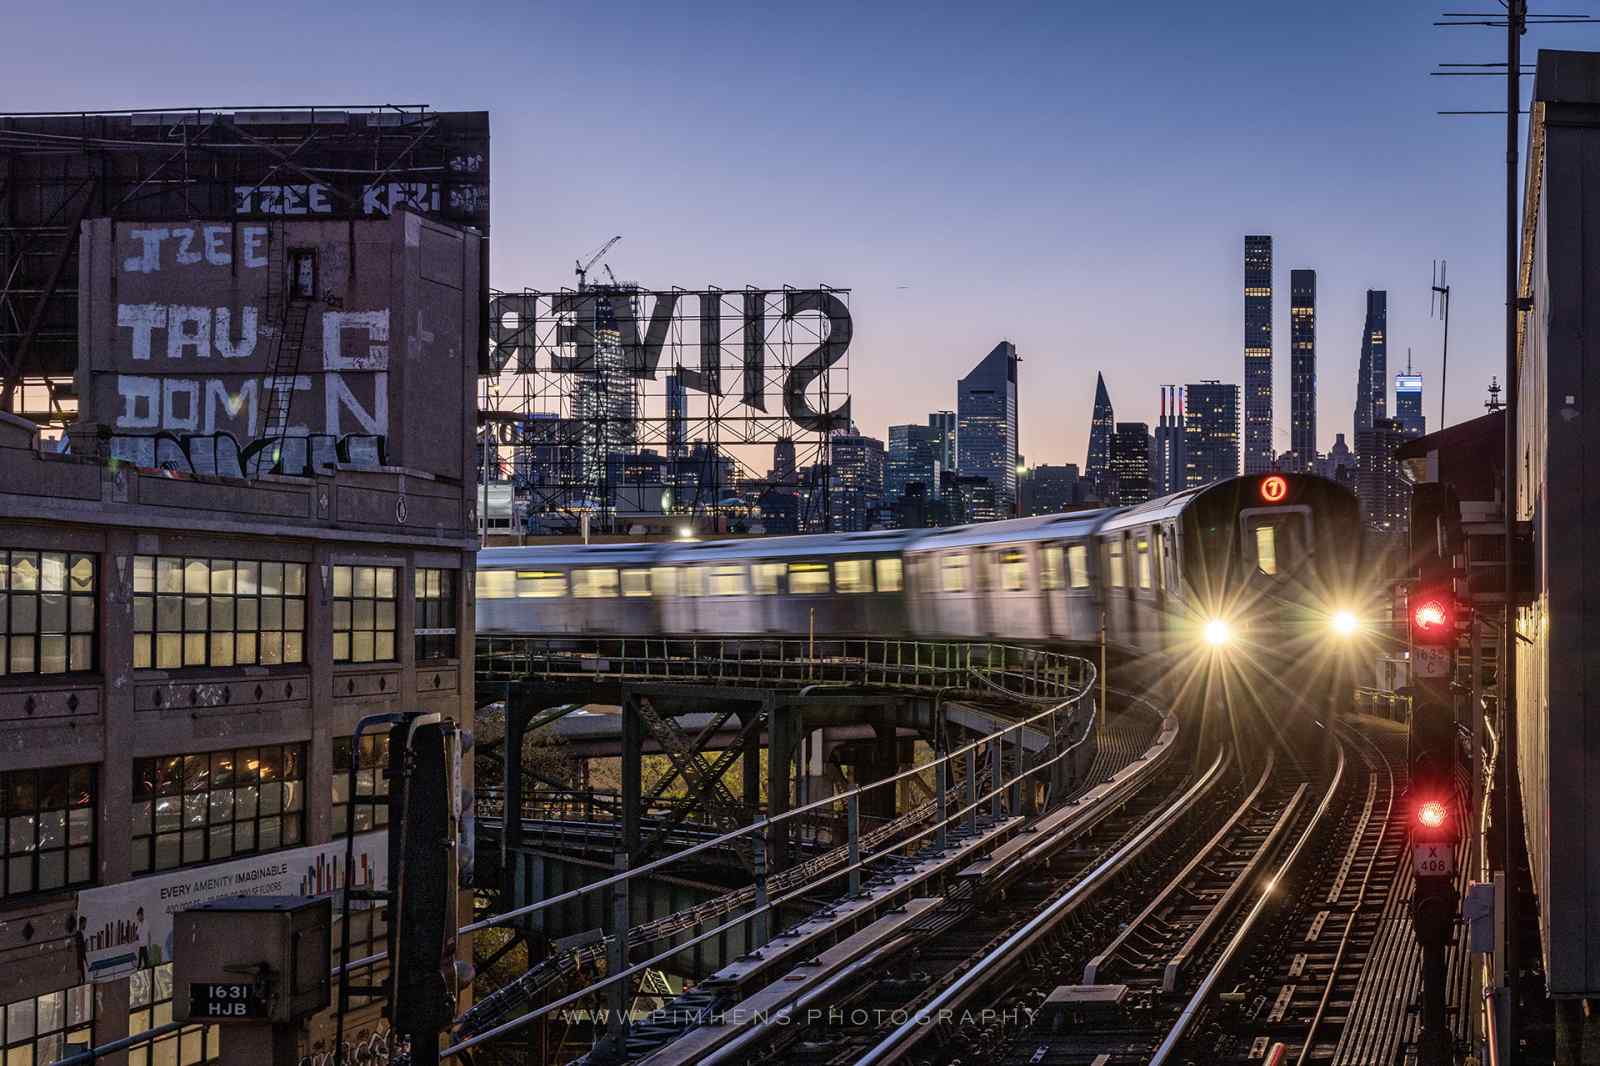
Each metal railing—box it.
[477,637,1094,702]
[1354,686,1411,723]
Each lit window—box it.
[1254,526,1278,576]
[1108,541,1125,588]
[708,565,749,596]
[751,563,785,595]
[134,557,304,669]
[999,550,1027,592]
[679,567,706,598]
[788,563,830,595]
[1137,539,1152,589]
[1,765,95,897]
[1067,545,1090,589]
[132,745,305,873]
[621,569,652,597]
[515,570,567,599]
[129,965,218,1066]
[476,570,514,599]
[332,734,390,835]
[875,558,903,593]
[0,550,96,677]
[940,554,970,593]
[572,568,620,599]
[333,566,397,662]
[834,560,872,593]
[414,569,457,661]
[3,981,94,1066]
[1040,546,1064,591]
[649,567,678,598]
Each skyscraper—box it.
[887,423,942,502]
[928,410,957,475]
[1183,381,1240,488]
[830,431,887,532]
[572,290,640,502]
[1085,372,1115,496]
[1395,356,1425,439]
[1353,290,1388,435]
[1289,269,1317,470]
[1154,385,1184,496]
[1024,464,1093,515]
[957,342,1020,514]
[1243,235,1274,475]
[665,371,687,468]
[1109,422,1154,504]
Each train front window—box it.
[941,554,970,593]
[834,560,872,593]
[999,550,1027,592]
[1241,508,1310,579]
[789,563,830,594]
[1067,545,1090,589]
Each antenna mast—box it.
[1431,258,1451,428]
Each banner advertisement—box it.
[73,831,388,984]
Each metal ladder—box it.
[259,226,311,447]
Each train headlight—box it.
[1331,610,1360,637]
[1203,618,1232,647]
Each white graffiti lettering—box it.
[166,306,211,361]
[327,371,387,436]
[213,307,259,360]
[241,226,269,268]
[323,310,390,371]
[117,304,167,361]
[204,379,259,436]
[122,228,170,274]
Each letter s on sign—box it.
[782,290,852,433]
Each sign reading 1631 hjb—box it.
[488,288,852,433]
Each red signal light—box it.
[1417,800,1447,830]
[1409,590,1455,645]
[1260,475,1288,503]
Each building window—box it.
[129,965,218,1066]
[2,765,94,898]
[332,734,391,836]
[332,566,397,663]
[133,558,306,670]
[2,981,94,1066]
[1,550,96,677]
[131,746,305,874]
[414,569,458,661]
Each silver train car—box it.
[476,473,1365,669]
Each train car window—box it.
[650,566,678,598]
[1067,545,1090,589]
[875,558,904,593]
[515,570,567,598]
[476,570,514,599]
[679,566,706,597]
[1041,546,1064,590]
[1107,541,1125,588]
[1136,538,1152,590]
[834,559,873,593]
[621,569,652,597]
[752,563,785,595]
[1162,525,1180,591]
[572,568,620,598]
[1254,526,1278,575]
[941,553,970,593]
[709,564,749,596]
[789,562,830,594]
[999,549,1028,592]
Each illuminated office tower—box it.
[1289,269,1317,470]
[1243,235,1274,474]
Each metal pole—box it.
[936,760,948,850]
[964,746,977,834]
[990,735,1002,822]
[1501,1,1524,1043]
[847,792,861,896]
[752,824,770,947]
[606,853,630,1051]
[1099,608,1108,729]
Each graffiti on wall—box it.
[104,224,391,463]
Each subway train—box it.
[478,473,1366,732]
[478,473,1364,651]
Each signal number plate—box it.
[1413,647,1452,678]
[1413,843,1454,878]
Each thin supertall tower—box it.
[1243,235,1274,475]
[1085,372,1115,496]
[1289,269,1317,470]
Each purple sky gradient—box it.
[4,1,1584,467]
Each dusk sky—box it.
[4,1,1587,468]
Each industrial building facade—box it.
[0,210,480,1063]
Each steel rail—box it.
[1148,738,1349,1066]
[852,744,1231,1066]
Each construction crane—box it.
[575,235,622,290]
